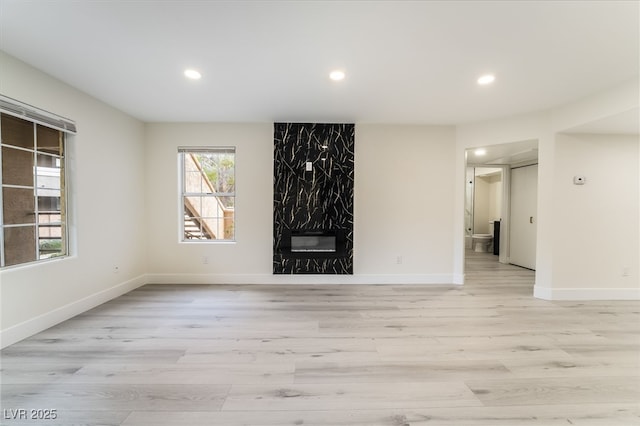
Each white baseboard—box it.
[0,274,147,349]
[146,273,461,285]
[534,285,640,300]
[452,273,465,285]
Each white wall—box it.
[473,176,490,234]
[0,52,147,347]
[145,123,459,284]
[144,123,274,282]
[354,124,458,283]
[488,175,502,223]
[551,133,639,298]
[473,172,502,234]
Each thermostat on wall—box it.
[573,175,586,185]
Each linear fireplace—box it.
[281,230,346,258]
[292,235,335,253]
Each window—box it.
[1,113,68,267]
[179,147,235,241]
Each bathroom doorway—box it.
[465,166,503,257]
[464,139,539,267]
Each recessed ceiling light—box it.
[477,74,495,85]
[184,69,202,80]
[329,70,346,81]
[474,148,487,156]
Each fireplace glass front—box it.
[291,235,336,253]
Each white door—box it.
[509,164,538,269]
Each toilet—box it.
[472,221,495,253]
[471,234,493,252]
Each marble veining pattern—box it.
[273,122,354,274]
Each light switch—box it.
[305,161,313,172]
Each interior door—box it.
[509,164,538,269]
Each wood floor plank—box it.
[177,337,380,364]
[67,363,295,385]
[1,384,230,411]
[221,382,482,411]
[0,347,185,364]
[0,363,82,384]
[558,342,640,362]
[293,359,514,383]
[375,336,574,362]
[500,356,640,378]
[466,376,640,406]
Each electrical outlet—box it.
[622,267,630,277]
[113,266,119,273]
[202,256,209,265]
[396,256,403,265]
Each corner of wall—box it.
[0,275,148,349]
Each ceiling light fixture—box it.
[474,148,487,156]
[477,74,495,85]
[184,69,202,80]
[329,70,346,81]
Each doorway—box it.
[465,166,503,255]
[464,140,539,270]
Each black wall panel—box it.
[273,123,354,274]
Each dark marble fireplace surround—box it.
[273,123,354,274]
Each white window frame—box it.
[0,96,74,268]
[178,147,236,243]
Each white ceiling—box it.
[562,107,640,135]
[467,139,539,167]
[0,1,638,126]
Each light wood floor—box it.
[2,251,639,425]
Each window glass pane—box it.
[36,154,62,193]
[37,153,60,167]
[217,196,235,208]
[183,214,227,240]
[1,114,34,149]
[39,239,64,259]
[2,146,33,186]
[36,124,62,155]
[193,152,235,194]
[184,169,205,193]
[4,225,36,266]
[3,187,36,224]
[183,214,208,240]
[38,208,61,226]
[38,196,61,212]
[223,213,235,240]
[185,195,203,217]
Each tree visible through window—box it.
[179,148,235,241]
[1,113,67,267]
